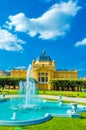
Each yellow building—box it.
[11,50,78,90]
[11,69,27,78]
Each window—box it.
[38,72,48,83]
[46,73,48,76]
[41,77,44,82]
[46,77,48,82]
[38,77,40,82]
[42,73,44,75]
[38,72,40,76]
[42,64,44,67]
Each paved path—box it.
[38,95,86,103]
[0,95,86,103]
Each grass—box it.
[39,90,86,98]
[0,112,86,130]
[23,112,86,130]
[44,98,86,106]
[0,89,18,95]
[0,90,86,98]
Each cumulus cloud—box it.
[5,0,81,40]
[75,38,86,47]
[13,66,26,70]
[0,29,25,51]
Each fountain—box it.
[11,112,16,120]
[0,65,86,126]
[25,65,33,107]
[19,81,25,95]
[71,103,77,114]
[18,65,44,109]
[24,65,43,108]
[58,95,63,105]
[66,103,81,117]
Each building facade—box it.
[0,70,9,77]
[11,51,78,90]
[11,69,27,78]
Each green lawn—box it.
[39,90,86,98]
[0,112,86,130]
[44,98,86,106]
[0,89,18,95]
[0,90,86,98]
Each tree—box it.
[50,79,86,91]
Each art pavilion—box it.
[11,50,78,90]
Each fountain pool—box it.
[0,99,86,126]
[0,65,86,126]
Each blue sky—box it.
[0,0,86,78]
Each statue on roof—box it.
[42,50,46,55]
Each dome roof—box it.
[36,50,52,61]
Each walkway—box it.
[0,95,86,103]
[38,95,86,103]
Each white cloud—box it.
[5,0,81,40]
[0,29,26,51]
[75,38,86,47]
[5,13,29,32]
[13,66,26,70]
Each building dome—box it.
[36,50,52,61]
